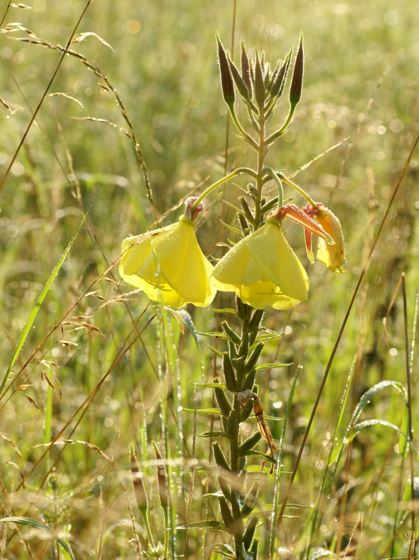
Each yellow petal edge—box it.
[119,219,216,308]
[212,221,308,310]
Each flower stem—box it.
[278,173,317,207]
[254,106,266,228]
[229,105,259,150]
[265,104,296,145]
[192,167,257,210]
[221,302,264,559]
[264,167,284,208]
[220,103,268,560]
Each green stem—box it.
[254,102,266,228]
[264,167,284,208]
[192,167,257,210]
[265,104,296,145]
[224,304,263,559]
[229,105,259,150]
[278,173,317,206]
[220,105,267,560]
[143,509,155,549]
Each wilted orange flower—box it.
[303,203,346,272]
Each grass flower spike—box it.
[212,218,309,309]
[119,198,216,308]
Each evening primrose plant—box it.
[120,36,345,559]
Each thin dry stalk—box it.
[275,133,419,530]
[0,0,93,192]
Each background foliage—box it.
[0,0,417,558]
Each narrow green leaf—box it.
[183,407,222,416]
[221,321,241,345]
[219,496,234,532]
[255,362,292,370]
[194,382,226,389]
[0,517,76,559]
[177,520,223,530]
[167,308,200,346]
[199,431,232,439]
[244,342,264,373]
[0,216,86,395]
[214,385,232,417]
[223,353,237,391]
[213,442,230,471]
[243,517,258,550]
[242,369,256,391]
[349,418,403,439]
[352,380,407,425]
[238,431,262,454]
[241,449,276,464]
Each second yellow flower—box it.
[212,219,308,310]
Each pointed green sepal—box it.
[270,49,291,99]
[241,42,252,94]
[229,57,251,101]
[254,54,265,108]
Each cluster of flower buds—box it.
[217,35,303,150]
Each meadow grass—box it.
[0,1,418,558]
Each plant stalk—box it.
[220,106,267,560]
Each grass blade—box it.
[0,216,86,395]
[0,517,75,559]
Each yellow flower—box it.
[212,220,308,310]
[119,214,216,308]
[303,203,346,272]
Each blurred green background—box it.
[0,0,417,558]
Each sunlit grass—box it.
[0,0,418,558]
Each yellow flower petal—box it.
[240,282,301,310]
[246,222,308,302]
[213,221,308,310]
[119,218,215,308]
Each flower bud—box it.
[289,36,304,108]
[217,37,235,107]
